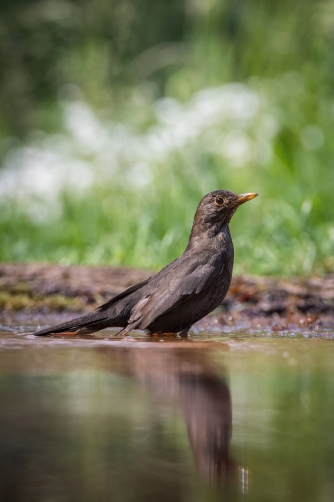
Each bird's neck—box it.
[186,220,232,252]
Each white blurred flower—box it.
[0,82,279,221]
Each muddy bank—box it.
[1,263,334,331]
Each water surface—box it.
[1,324,334,502]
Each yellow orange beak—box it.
[236,193,258,206]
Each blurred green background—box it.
[1,0,334,275]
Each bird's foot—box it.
[178,325,192,338]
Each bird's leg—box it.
[115,327,131,336]
[178,325,192,338]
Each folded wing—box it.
[126,254,224,332]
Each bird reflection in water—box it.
[116,341,246,491]
[0,339,248,499]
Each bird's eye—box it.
[214,196,225,207]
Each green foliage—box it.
[0,0,185,136]
[1,0,334,275]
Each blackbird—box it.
[33,190,258,337]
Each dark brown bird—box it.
[33,190,258,337]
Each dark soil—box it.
[1,263,334,332]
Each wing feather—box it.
[95,277,151,312]
[132,255,224,330]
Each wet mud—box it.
[0,263,333,336]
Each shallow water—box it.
[1,323,334,502]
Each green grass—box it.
[1,1,334,276]
[1,129,334,276]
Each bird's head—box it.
[189,190,258,241]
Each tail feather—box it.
[33,312,109,337]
